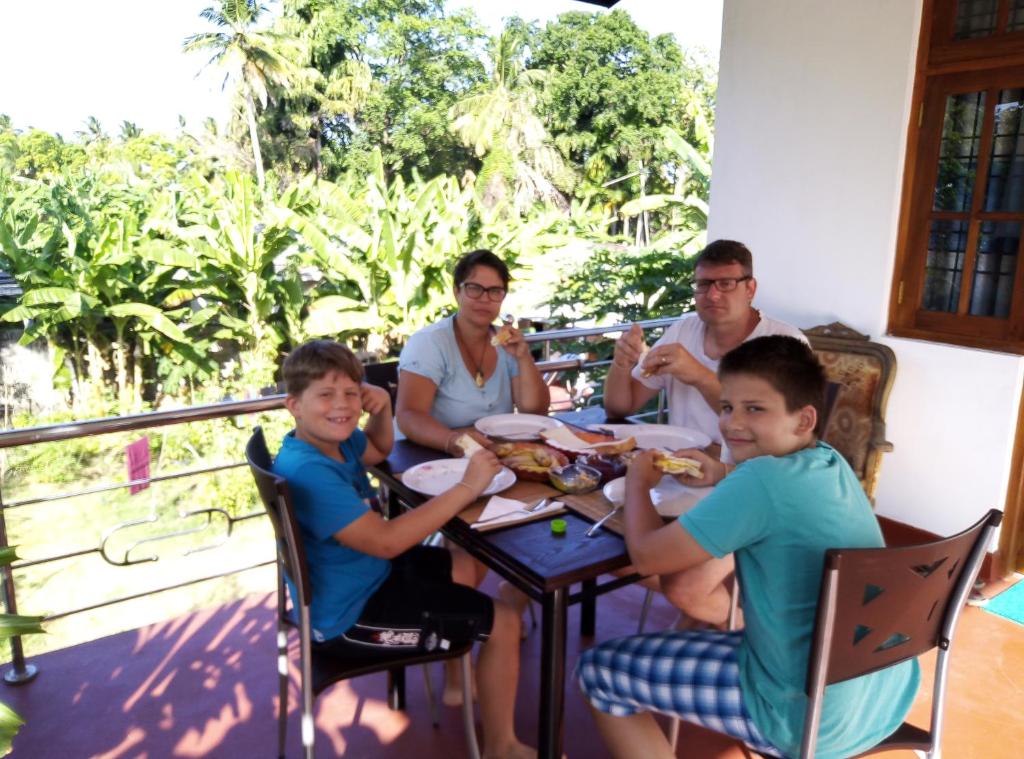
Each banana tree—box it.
[170,170,305,388]
[290,150,466,354]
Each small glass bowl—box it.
[575,453,627,484]
[548,463,601,494]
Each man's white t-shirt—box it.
[630,311,807,448]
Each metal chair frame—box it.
[245,427,481,759]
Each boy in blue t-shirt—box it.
[576,336,920,759]
[273,340,534,759]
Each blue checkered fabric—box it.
[575,629,780,755]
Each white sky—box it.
[0,0,721,138]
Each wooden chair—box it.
[805,322,896,501]
[757,508,1003,758]
[245,427,480,759]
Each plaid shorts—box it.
[575,629,780,755]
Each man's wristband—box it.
[453,481,475,496]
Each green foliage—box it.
[549,244,697,326]
[0,546,44,756]
[528,10,715,203]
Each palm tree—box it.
[119,120,142,141]
[184,0,307,188]
[448,26,568,212]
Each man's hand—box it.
[626,449,664,492]
[640,343,709,385]
[360,383,391,416]
[670,448,728,487]
[461,449,501,496]
[612,323,646,369]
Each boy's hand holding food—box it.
[626,449,664,492]
[461,449,502,496]
[449,430,492,457]
[360,382,392,415]
[667,448,728,487]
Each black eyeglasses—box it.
[459,282,507,302]
[694,275,752,294]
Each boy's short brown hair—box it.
[282,340,364,395]
[719,335,827,435]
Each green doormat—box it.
[983,580,1024,627]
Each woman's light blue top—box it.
[399,315,520,429]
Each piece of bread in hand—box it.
[490,325,513,347]
[652,450,702,477]
[637,344,653,377]
[455,433,484,457]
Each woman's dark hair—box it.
[695,239,753,277]
[718,335,827,435]
[452,249,511,288]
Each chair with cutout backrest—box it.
[756,508,1003,759]
[245,427,480,759]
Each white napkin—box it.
[470,495,565,530]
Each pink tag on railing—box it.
[126,437,151,495]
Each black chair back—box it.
[363,360,399,410]
[245,427,311,612]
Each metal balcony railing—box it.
[0,317,677,685]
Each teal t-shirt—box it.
[680,442,920,759]
[272,429,391,642]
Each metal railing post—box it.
[0,487,37,685]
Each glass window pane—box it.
[984,89,1024,212]
[969,221,1019,318]
[923,219,970,312]
[933,91,986,212]
[1010,0,1024,32]
[954,0,999,39]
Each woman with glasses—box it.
[396,249,550,455]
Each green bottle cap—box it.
[550,518,567,536]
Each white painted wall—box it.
[709,0,1024,536]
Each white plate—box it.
[588,423,712,452]
[602,475,713,518]
[402,459,515,497]
[475,413,564,441]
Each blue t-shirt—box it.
[398,315,520,429]
[272,429,390,642]
[679,442,920,759]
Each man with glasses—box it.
[603,239,805,627]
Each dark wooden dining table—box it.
[368,424,639,759]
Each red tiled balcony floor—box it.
[5,575,1023,758]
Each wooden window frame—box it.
[890,0,1024,354]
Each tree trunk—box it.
[244,92,265,189]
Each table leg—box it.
[580,578,596,637]
[539,587,568,759]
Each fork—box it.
[585,505,623,537]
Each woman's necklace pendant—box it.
[475,371,485,388]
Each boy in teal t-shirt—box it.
[576,336,919,758]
